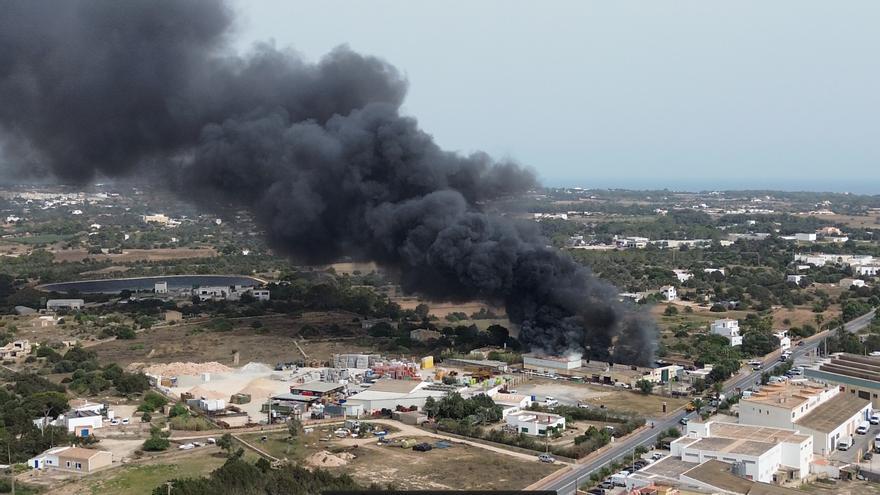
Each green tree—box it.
[287,418,303,440]
[217,433,234,456]
[635,379,654,395]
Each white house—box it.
[673,270,693,283]
[490,393,533,418]
[63,410,104,437]
[839,278,867,288]
[660,286,677,301]
[795,233,817,242]
[46,299,84,310]
[154,281,168,294]
[703,268,725,276]
[856,265,880,277]
[786,274,805,285]
[710,319,742,346]
[249,289,270,301]
[505,411,566,436]
[672,421,812,483]
[774,331,791,351]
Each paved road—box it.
[540,309,877,494]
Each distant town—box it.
[1,184,879,494]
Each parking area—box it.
[830,421,880,464]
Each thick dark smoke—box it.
[0,0,656,364]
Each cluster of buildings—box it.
[191,284,270,302]
[629,377,874,492]
[795,253,880,277]
[522,353,682,389]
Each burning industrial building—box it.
[0,0,656,364]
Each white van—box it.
[870,413,880,425]
[857,421,871,435]
[838,435,854,450]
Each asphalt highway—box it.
[540,309,876,494]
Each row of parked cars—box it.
[586,452,667,494]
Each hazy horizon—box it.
[234,1,880,195]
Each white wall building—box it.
[738,380,871,455]
[672,421,812,483]
[46,299,84,310]
[490,392,533,418]
[774,331,791,351]
[345,379,445,413]
[154,281,168,294]
[505,411,566,436]
[249,289,270,301]
[786,275,805,285]
[63,410,104,437]
[795,233,817,242]
[522,353,582,374]
[710,319,742,346]
[673,269,693,283]
[660,286,677,301]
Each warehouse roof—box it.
[682,460,753,494]
[289,381,345,393]
[366,379,425,394]
[795,394,871,433]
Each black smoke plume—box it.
[0,0,656,364]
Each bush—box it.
[143,436,170,451]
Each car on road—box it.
[538,453,555,463]
[179,443,195,450]
[651,453,664,460]
[680,417,689,425]
[412,443,433,452]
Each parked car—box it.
[179,443,195,450]
[598,481,614,490]
[651,453,664,460]
[864,451,874,461]
[538,453,555,463]
[412,443,433,452]
[110,419,120,426]
[857,421,870,435]
[870,413,880,425]
[121,417,130,425]
[588,489,606,495]
[544,397,559,407]
[207,438,216,444]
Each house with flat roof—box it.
[505,411,565,436]
[490,392,533,418]
[46,299,84,310]
[672,421,811,483]
[739,380,870,455]
[711,319,742,346]
[804,353,880,409]
[522,353,582,373]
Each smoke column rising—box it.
[0,0,656,364]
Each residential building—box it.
[0,340,32,360]
[33,315,59,328]
[28,446,112,472]
[63,410,104,437]
[46,299,84,310]
[249,288,270,301]
[785,275,804,285]
[673,269,694,283]
[816,226,843,236]
[68,399,105,415]
[856,264,880,277]
[804,353,880,408]
[711,319,742,346]
[660,286,677,301]
[672,421,811,483]
[505,411,566,436]
[738,380,871,455]
[523,353,582,374]
[773,331,791,351]
[490,392,533,418]
[704,268,726,276]
[154,281,168,294]
[839,278,867,289]
[794,233,817,242]
[615,236,649,249]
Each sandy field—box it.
[51,247,218,263]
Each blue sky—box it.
[233,1,880,193]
